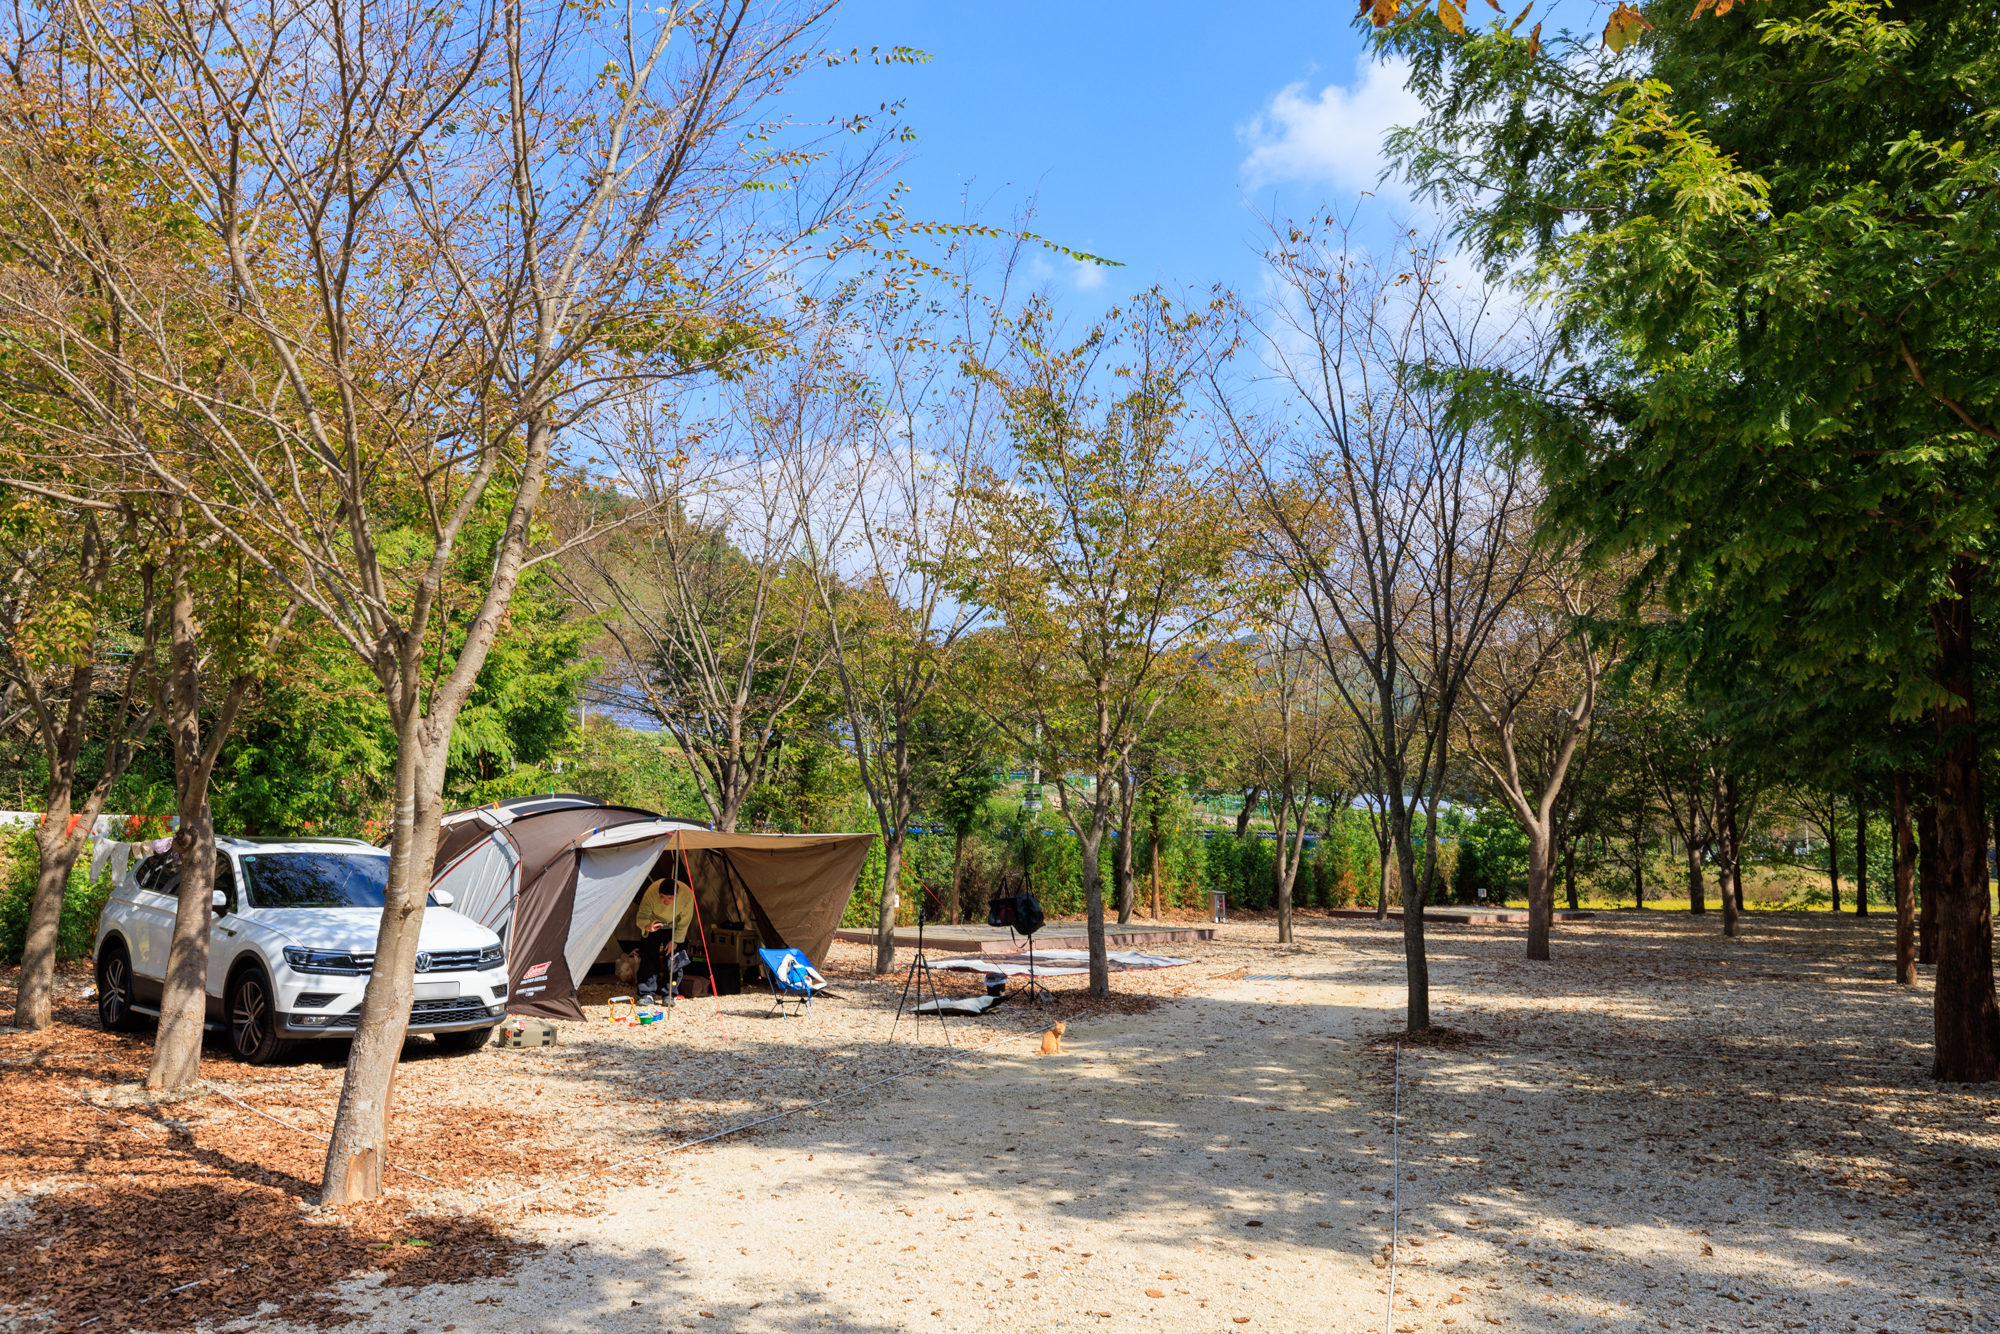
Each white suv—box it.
[93,835,510,1064]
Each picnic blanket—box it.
[931,949,1189,978]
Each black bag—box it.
[986,891,1045,937]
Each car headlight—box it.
[478,945,504,969]
[283,947,374,976]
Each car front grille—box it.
[417,949,486,973]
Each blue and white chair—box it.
[760,947,827,1018]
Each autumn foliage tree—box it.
[0,0,902,1199]
[972,291,1249,998]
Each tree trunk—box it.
[1274,800,1298,945]
[18,814,91,1031]
[145,803,215,1092]
[1825,826,1842,912]
[1853,796,1869,916]
[1564,839,1579,912]
[1917,804,1939,966]
[1080,826,1109,998]
[1235,788,1259,840]
[873,834,903,974]
[1633,820,1645,908]
[144,550,248,1093]
[1375,834,1392,921]
[9,532,156,1033]
[323,406,557,1205]
[1148,805,1163,919]
[1893,773,1916,986]
[1926,565,2000,1083]
[1718,776,1739,938]
[1394,822,1430,1031]
[1114,775,1137,926]
[1728,779,1745,914]
[1686,844,1706,916]
[1524,824,1554,961]
[319,738,450,1206]
[946,830,967,925]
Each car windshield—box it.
[239,852,389,909]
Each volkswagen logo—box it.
[414,952,432,973]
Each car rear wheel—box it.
[228,967,292,1065]
[431,1026,496,1053]
[95,941,148,1033]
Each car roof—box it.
[216,836,387,854]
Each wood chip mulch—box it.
[0,971,553,1334]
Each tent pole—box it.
[677,830,729,1041]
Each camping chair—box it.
[760,947,826,1018]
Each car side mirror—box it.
[211,889,229,913]
[429,889,454,908]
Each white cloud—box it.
[1069,255,1108,291]
[1027,251,1112,294]
[1238,56,1425,196]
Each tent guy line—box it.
[198,1079,449,1185]
[61,1085,164,1137]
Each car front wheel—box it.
[95,941,148,1033]
[228,967,292,1065]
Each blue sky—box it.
[810,0,1429,316]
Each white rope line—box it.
[76,1266,252,1327]
[480,1024,1042,1211]
[1386,1040,1401,1334]
[200,1080,447,1185]
[61,1087,163,1137]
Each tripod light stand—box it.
[988,886,1052,1005]
[890,885,952,1045]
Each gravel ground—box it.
[9,910,1999,1334]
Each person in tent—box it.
[634,874,694,1000]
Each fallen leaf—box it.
[1146,1288,1165,1298]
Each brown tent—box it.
[430,796,874,1021]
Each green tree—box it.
[1384,0,2000,1077]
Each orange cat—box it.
[1039,1021,1067,1055]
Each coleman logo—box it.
[522,961,551,982]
